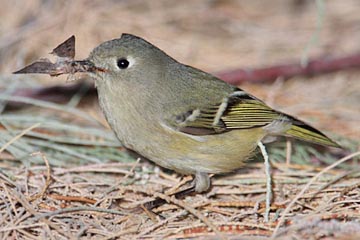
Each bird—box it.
[86,34,339,193]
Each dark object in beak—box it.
[13,59,105,77]
[51,35,76,59]
[13,35,106,77]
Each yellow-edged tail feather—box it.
[285,117,340,148]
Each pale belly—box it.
[117,122,267,175]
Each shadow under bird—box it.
[14,34,340,196]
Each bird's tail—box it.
[285,116,340,148]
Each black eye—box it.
[117,58,129,69]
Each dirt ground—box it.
[0,0,359,239]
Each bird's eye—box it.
[117,58,129,69]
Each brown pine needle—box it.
[28,152,52,201]
[48,194,97,205]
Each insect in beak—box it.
[13,35,106,77]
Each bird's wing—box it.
[169,86,340,148]
[171,88,283,135]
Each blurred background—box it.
[1,1,359,239]
[1,0,359,140]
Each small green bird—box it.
[86,34,339,192]
[15,34,340,193]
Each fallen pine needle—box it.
[48,194,97,204]
[28,151,52,201]
[0,122,41,154]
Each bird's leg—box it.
[143,172,210,210]
[194,172,211,193]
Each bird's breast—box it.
[96,82,165,151]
